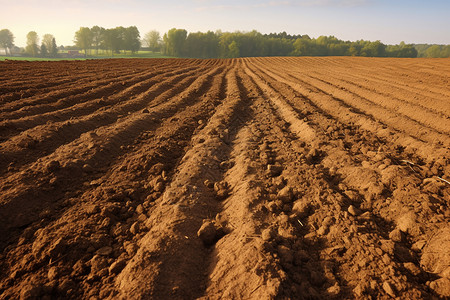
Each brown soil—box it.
[0,57,449,299]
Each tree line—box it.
[74,26,141,56]
[162,29,420,58]
[0,29,58,58]
[414,44,450,58]
[1,27,450,59]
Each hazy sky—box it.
[1,0,449,47]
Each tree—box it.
[74,27,92,57]
[360,40,386,57]
[425,45,442,58]
[163,28,187,57]
[228,41,240,58]
[124,26,141,53]
[183,31,220,58]
[91,26,105,55]
[42,34,57,57]
[103,28,118,55]
[42,34,53,50]
[0,29,14,55]
[386,42,417,58]
[40,43,48,57]
[143,30,161,52]
[25,31,39,57]
[102,27,126,55]
[51,38,58,57]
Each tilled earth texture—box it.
[0,57,449,300]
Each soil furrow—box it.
[0,64,217,175]
[260,59,450,145]
[243,58,446,299]
[0,62,233,300]
[0,60,157,103]
[0,61,183,115]
[304,64,450,116]
[0,63,206,140]
[248,58,450,160]
[284,67,450,133]
[114,63,253,299]
[0,63,227,242]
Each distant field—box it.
[0,56,86,61]
[0,51,172,61]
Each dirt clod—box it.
[347,205,360,216]
[96,246,113,256]
[267,164,283,177]
[389,228,404,243]
[109,259,127,275]
[197,221,217,246]
[383,281,396,297]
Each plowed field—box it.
[0,57,449,299]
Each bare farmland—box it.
[0,57,449,299]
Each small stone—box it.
[137,214,147,223]
[109,259,126,275]
[124,242,138,256]
[348,205,360,216]
[292,199,310,216]
[204,179,214,188]
[135,204,145,215]
[96,246,113,256]
[383,281,396,297]
[403,262,421,276]
[86,204,100,215]
[90,255,108,274]
[154,181,165,192]
[130,222,140,235]
[306,148,320,163]
[370,280,378,290]
[344,190,360,201]
[214,181,229,200]
[261,228,275,241]
[267,201,278,212]
[396,211,417,234]
[150,163,165,175]
[219,161,231,169]
[47,266,61,281]
[382,254,391,265]
[412,240,426,251]
[375,248,383,256]
[267,164,283,177]
[317,226,327,236]
[389,228,404,242]
[277,186,293,203]
[327,283,341,295]
[323,216,334,227]
[197,220,218,246]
